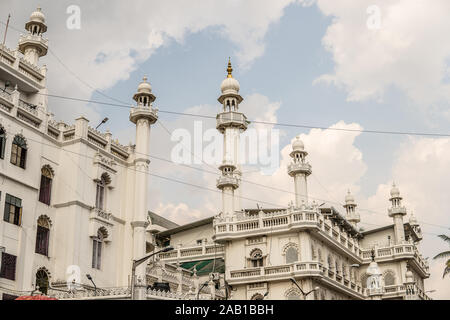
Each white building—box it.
[0,8,430,300]
[0,8,182,300]
[156,62,431,301]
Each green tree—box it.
[433,234,450,278]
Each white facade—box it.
[0,8,430,301]
[0,8,169,300]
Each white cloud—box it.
[0,0,307,122]
[314,0,450,106]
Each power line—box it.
[37,92,450,138]
[2,128,449,231]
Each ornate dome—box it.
[390,183,400,198]
[30,7,46,24]
[137,76,152,94]
[292,136,305,152]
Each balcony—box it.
[228,262,365,299]
[287,162,312,177]
[361,244,429,278]
[158,243,225,263]
[129,105,158,125]
[388,206,407,217]
[214,208,363,261]
[0,44,46,93]
[216,175,239,189]
[216,111,249,132]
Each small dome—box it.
[221,77,240,94]
[345,190,355,204]
[30,7,45,24]
[137,76,152,94]
[292,136,305,151]
[390,183,400,198]
[409,213,418,226]
[366,261,381,276]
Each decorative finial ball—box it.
[292,136,305,151]
[30,7,45,24]
[137,76,152,94]
[390,183,400,198]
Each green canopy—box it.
[181,259,225,276]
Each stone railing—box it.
[48,287,187,300]
[228,261,364,299]
[214,208,362,260]
[159,243,225,262]
[91,207,113,222]
[0,90,12,103]
[360,243,429,275]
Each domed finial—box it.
[143,76,148,82]
[227,57,233,78]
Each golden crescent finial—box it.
[227,57,233,78]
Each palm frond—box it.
[433,251,450,260]
[443,266,450,279]
[437,234,450,244]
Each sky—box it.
[1,0,449,299]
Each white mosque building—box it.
[0,8,430,300]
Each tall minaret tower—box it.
[288,137,312,207]
[216,59,248,217]
[18,8,48,66]
[343,190,360,228]
[388,183,407,244]
[129,77,158,299]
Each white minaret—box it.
[129,76,158,299]
[216,59,248,217]
[288,137,312,207]
[388,183,407,244]
[343,190,360,228]
[18,8,48,66]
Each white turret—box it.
[366,250,383,300]
[388,183,407,244]
[343,190,360,227]
[216,59,248,216]
[287,136,311,207]
[404,266,418,300]
[129,76,158,299]
[18,8,48,65]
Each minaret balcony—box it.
[216,111,249,132]
[388,206,407,217]
[216,175,239,189]
[18,34,49,57]
[129,105,158,124]
[0,45,46,93]
[287,162,312,177]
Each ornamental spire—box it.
[227,57,233,78]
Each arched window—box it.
[327,254,333,270]
[0,126,5,159]
[286,247,299,264]
[383,270,396,286]
[95,173,110,210]
[285,288,302,300]
[251,293,264,300]
[35,215,51,256]
[35,268,49,295]
[92,228,107,270]
[11,135,27,169]
[39,165,54,205]
[361,273,369,288]
[250,249,264,267]
[318,248,323,263]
